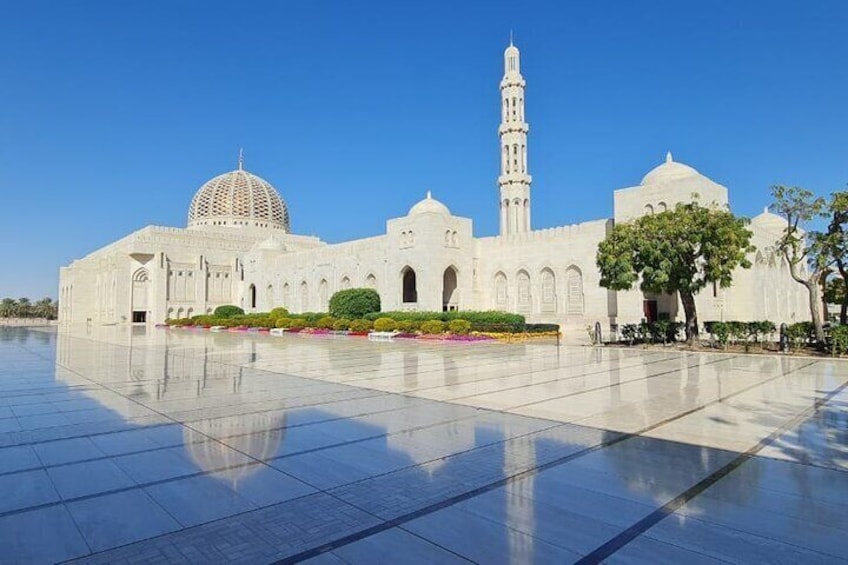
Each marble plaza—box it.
[0,326,846,563]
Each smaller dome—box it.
[409,191,450,217]
[751,207,788,233]
[641,152,700,186]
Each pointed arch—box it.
[266,284,274,308]
[442,266,458,312]
[365,273,377,289]
[299,281,308,312]
[341,275,351,290]
[319,279,329,311]
[516,269,531,313]
[401,266,417,304]
[540,267,556,313]
[494,271,508,308]
[644,204,654,215]
[565,265,584,316]
[657,201,667,212]
[248,284,257,309]
[282,282,290,308]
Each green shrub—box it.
[620,324,638,344]
[395,320,416,333]
[447,319,471,335]
[420,320,446,334]
[830,325,848,356]
[364,310,524,326]
[275,317,292,328]
[316,316,336,330]
[214,305,244,318]
[373,317,398,332]
[269,307,289,320]
[786,322,811,350]
[289,319,305,330]
[332,318,351,331]
[711,322,731,349]
[348,319,373,333]
[329,288,381,319]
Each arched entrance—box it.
[131,268,150,323]
[401,267,417,304]
[442,267,458,312]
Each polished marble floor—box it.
[0,325,846,564]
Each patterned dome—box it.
[188,166,290,232]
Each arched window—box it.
[565,266,584,315]
[442,266,458,312]
[300,281,308,312]
[540,268,556,313]
[451,231,458,246]
[494,272,508,307]
[644,204,654,215]
[248,284,257,309]
[445,230,451,245]
[341,276,351,290]
[365,273,377,289]
[517,270,531,313]
[266,284,274,308]
[282,283,290,308]
[401,267,417,303]
[657,201,667,212]
[319,279,329,311]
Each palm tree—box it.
[34,298,57,320]
[0,298,14,318]
[15,298,32,318]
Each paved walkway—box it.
[0,326,846,563]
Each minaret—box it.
[498,38,532,235]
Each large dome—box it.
[188,165,290,232]
[408,191,451,216]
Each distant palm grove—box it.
[0,297,58,319]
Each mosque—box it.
[58,42,807,335]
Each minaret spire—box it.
[238,148,244,171]
[498,40,531,235]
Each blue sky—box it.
[1,1,845,299]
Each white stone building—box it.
[59,42,807,335]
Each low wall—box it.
[0,318,59,327]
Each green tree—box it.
[0,298,15,318]
[596,201,754,343]
[16,298,32,318]
[770,185,837,343]
[33,298,57,320]
[823,190,848,324]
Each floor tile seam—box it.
[628,533,737,564]
[390,526,480,564]
[745,451,848,475]
[603,343,848,364]
[271,427,639,564]
[458,354,738,412]
[504,357,819,432]
[326,352,681,398]
[0,455,319,521]
[641,508,848,561]
[572,362,848,564]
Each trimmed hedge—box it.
[364,310,524,325]
[214,305,244,318]
[348,319,373,333]
[373,317,398,332]
[447,319,471,335]
[420,320,446,334]
[329,288,381,319]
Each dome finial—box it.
[666,151,673,163]
[509,29,514,47]
[426,190,432,199]
[238,148,244,171]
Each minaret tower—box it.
[498,38,532,235]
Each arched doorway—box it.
[401,267,417,304]
[442,267,458,312]
[131,268,150,323]
[248,284,257,310]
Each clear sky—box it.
[1,0,845,299]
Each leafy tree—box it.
[329,288,381,319]
[596,201,755,343]
[16,297,32,317]
[0,298,15,318]
[823,190,848,324]
[770,185,841,343]
[33,298,57,320]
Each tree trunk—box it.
[680,291,699,344]
[805,280,826,344]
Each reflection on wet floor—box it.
[0,325,846,564]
